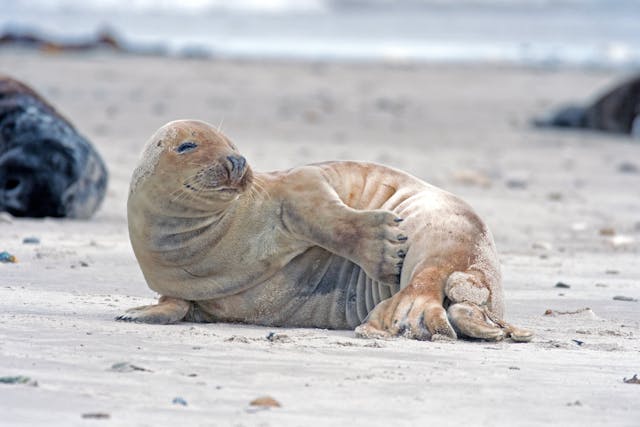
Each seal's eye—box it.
[176,141,198,154]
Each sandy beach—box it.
[1,51,639,426]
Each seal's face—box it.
[0,141,77,218]
[156,120,252,204]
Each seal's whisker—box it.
[251,177,271,201]
[170,189,192,204]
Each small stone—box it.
[566,400,582,407]
[0,251,17,263]
[547,192,563,201]
[109,362,151,372]
[595,283,608,287]
[555,282,571,289]
[81,413,110,419]
[0,376,37,386]
[532,241,552,251]
[617,162,639,174]
[22,236,40,244]
[266,332,291,343]
[598,227,615,236]
[605,270,619,275]
[172,397,188,406]
[505,178,528,189]
[80,261,89,267]
[623,374,640,384]
[250,396,281,408]
[613,295,638,302]
[508,366,520,370]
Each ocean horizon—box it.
[2,0,640,67]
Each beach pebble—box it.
[266,332,291,343]
[555,282,571,289]
[109,362,150,372]
[598,227,615,236]
[532,241,553,251]
[0,375,37,386]
[0,251,17,263]
[81,413,110,419]
[505,177,528,189]
[613,295,638,302]
[250,396,281,408]
[22,236,41,244]
[172,397,188,406]
[617,162,638,174]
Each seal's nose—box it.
[226,155,246,181]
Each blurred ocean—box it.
[2,0,640,67]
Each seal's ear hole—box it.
[176,141,198,154]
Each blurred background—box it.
[2,0,640,67]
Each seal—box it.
[0,75,108,218]
[119,119,532,342]
[534,74,640,137]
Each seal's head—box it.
[131,120,252,211]
[0,78,108,218]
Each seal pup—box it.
[120,120,532,342]
[534,74,640,137]
[0,76,108,218]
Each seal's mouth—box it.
[215,187,240,194]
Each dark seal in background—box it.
[0,76,108,218]
[534,74,640,137]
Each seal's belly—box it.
[194,246,399,329]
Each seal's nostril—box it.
[226,155,246,173]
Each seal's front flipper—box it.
[116,296,190,324]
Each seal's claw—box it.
[352,210,408,285]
